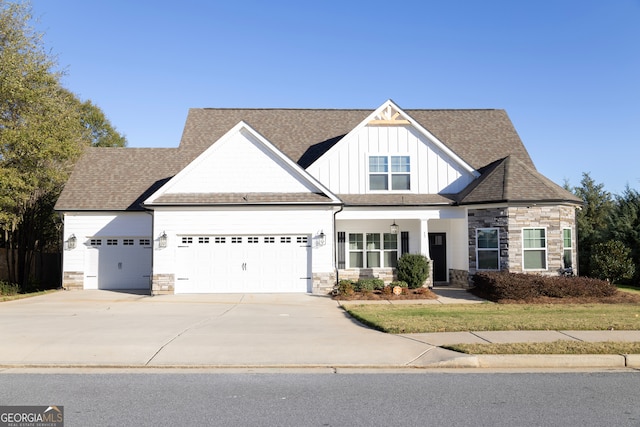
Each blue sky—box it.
[29,0,639,194]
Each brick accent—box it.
[152,274,175,295]
[63,271,84,290]
[312,271,336,295]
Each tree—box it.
[608,186,640,283]
[0,1,125,289]
[572,173,613,277]
[590,240,635,284]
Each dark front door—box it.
[428,233,447,282]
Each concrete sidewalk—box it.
[0,289,638,370]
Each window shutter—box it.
[401,231,409,255]
[337,232,346,269]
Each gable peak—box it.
[368,102,410,126]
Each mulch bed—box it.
[332,288,438,301]
[495,292,640,304]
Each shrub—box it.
[590,240,635,284]
[471,271,617,302]
[396,254,430,289]
[356,278,385,292]
[0,281,20,296]
[336,280,355,297]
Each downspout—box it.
[333,205,344,289]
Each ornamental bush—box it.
[396,254,430,289]
[356,278,385,292]
[590,240,635,284]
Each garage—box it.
[174,234,311,293]
[84,237,152,290]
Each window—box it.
[90,239,102,246]
[214,237,226,244]
[523,228,546,270]
[281,236,291,243]
[248,237,259,243]
[476,228,499,270]
[297,236,308,244]
[123,239,134,246]
[198,237,210,244]
[348,233,398,268]
[563,228,572,268]
[107,239,118,246]
[181,237,193,244]
[369,155,410,191]
[231,237,242,244]
[264,236,275,244]
[139,239,150,246]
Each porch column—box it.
[419,219,429,257]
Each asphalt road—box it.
[1,370,639,426]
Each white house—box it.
[55,100,582,294]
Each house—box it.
[55,100,582,294]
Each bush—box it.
[336,280,355,297]
[0,281,20,296]
[390,280,408,288]
[471,271,618,302]
[355,278,385,292]
[590,240,635,284]
[396,254,430,289]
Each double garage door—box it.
[175,234,311,293]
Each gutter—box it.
[333,204,344,288]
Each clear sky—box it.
[29,0,639,195]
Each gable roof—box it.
[55,104,560,212]
[457,155,582,205]
[179,107,535,170]
[144,121,341,207]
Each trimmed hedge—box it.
[471,272,617,302]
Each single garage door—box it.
[175,234,311,293]
[84,237,152,290]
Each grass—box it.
[444,341,640,355]
[0,289,58,302]
[342,303,640,334]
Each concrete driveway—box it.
[0,290,461,368]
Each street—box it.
[1,370,639,426]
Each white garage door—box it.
[175,235,311,293]
[84,237,152,290]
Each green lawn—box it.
[445,341,640,355]
[342,303,640,334]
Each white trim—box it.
[522,227,548,270]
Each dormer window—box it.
[369,155,410,191]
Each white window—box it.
[297,236,308,244]
[139,239,150,246]
[476,228,499,270]
[107,239,118,246]
[181,237,193,244]
[264,236,275,244]
[523,228,547,270]
[281,236,291,243]
[90,239,102,246]
[214,237,226,244]
[369,155,410,191]
[349,233,398,268]
[198,237,210,244]
[231,237,242,244]
[563,228,572,268]
[123,239,134,246]
[248,237,259,243]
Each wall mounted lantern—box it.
[159,231,168,248]
[67,234,77,250]
[318,230,326,246]
[390,221,399,235]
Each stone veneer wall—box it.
[467,205,577,277]
[152,273,175,295]
[467,207,510,274]
[449,269,469,288]
[63,271,84,290]
[312,271,336,295]
[338,267,434,288]
[507,205,576,275]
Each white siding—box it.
[166,129,317,194]
[307,125,475,194]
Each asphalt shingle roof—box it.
[55,107,576,212]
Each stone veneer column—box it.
[152,274,175,295]
[63,271,84,290]
[467,207,510,275]
[312,271,337,294]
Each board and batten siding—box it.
[152,207,336,276]
[165,129,318,194]
[306,125,475,194]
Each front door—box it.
[428,233,447,282]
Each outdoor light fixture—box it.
[67,234,77,250]
[318,230,326,246]
[390,221,399,235]
[159,231,168,248]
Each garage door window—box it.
[90,239,102,246]
[107,239,118,245]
